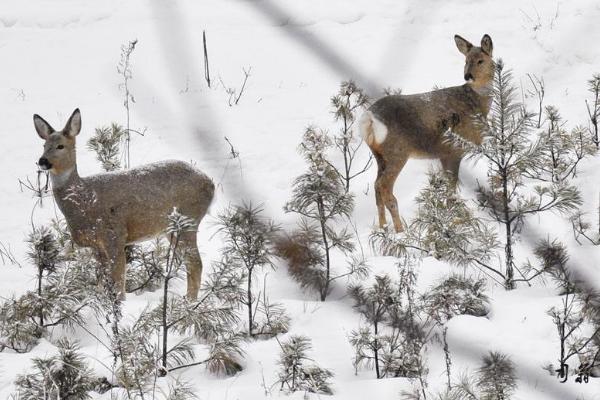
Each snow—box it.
[1,0,600,398]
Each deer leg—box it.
[180,229,203,300]
[112,247,127,300]
[440,155,462,189]
[96,237,127,300]
[374,159,387,228]
[376,157,407,232]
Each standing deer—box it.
[33,108,214,300]
[360,34,495,232]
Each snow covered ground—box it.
[1,0,600,398]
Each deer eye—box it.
[57,145,64,150]
[478,60,484,65]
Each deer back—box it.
[368,84,490,158]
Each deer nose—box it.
[38,157,52,170]
[464,73,473,81]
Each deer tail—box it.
[358,111,388,147]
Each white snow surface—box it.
[1,0,600,398]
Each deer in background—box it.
[33,109,214,300]
[360,34,495,232]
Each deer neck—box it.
[467,80,493,116]
[51,166,80,191]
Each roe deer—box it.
[359,34,495,232]
[33,109,215,300]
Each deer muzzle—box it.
[38,157,52,170]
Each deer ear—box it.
[33,114,55,140]
[481,34,493,56]
[454,34,472,56]
[63,108,81,137]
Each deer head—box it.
[454,34,495,88]
[34,108,81,176]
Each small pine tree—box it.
[216,203,281,337]
[27,226,61,327]
[14,339,96,400]
[111,260,245,395]
[94,211,244,397]
[330,80,372,191]
[476,352,517,400]
[113,322,158,394]
[348,275,399,379]
[527,239,600,382]
[164,379,198,400]
[0,225,93,353]
[423,275,489,320]
[134,262,244,377]
[253,289,291,339]
[349,256,428,382]
[410,171,500,278]
[0,296,43,353]
[369,171,504,287]
[125,238,168,294]
[423,275,489,389]
[284,127,361,301]
[439,353,517,400]
[448,60,581,290]
[276,335,334,395]
[132,209,244,377]
[86,123,126,171]
[531,107,596,183]
[159,208,197,373]
[570,202,600,246]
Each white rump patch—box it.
[358,111,388,146]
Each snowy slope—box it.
[1,0,600,398]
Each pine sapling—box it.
[252,276,291,338]
[438,352,517,400]
[476,352,517,400]
[0,296,42,353]
[423,275,489,389]
[108,256,244,396]
[164,379,198,400]
[159,208,196,374]
[348,275,399,379]
[284,127,362,301]
[125,238,168,294]
[529,106,596,184]
[349,256,428,383]
[125,208,244,378]
[216,203,279,337]
[134,258,245,378]
[529,240,600,381]
[330,80,372,191]
[112,321,158,395]
[87,123,126,172]
[394,255,430,395]
[447,60,581,289]
[369,171,503,285]
[412,171,500,278]
[27,226,60,327]
[276,335,334,395]
[571,192,600,246]
[0,226,94,353]
[14,339,97,400]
